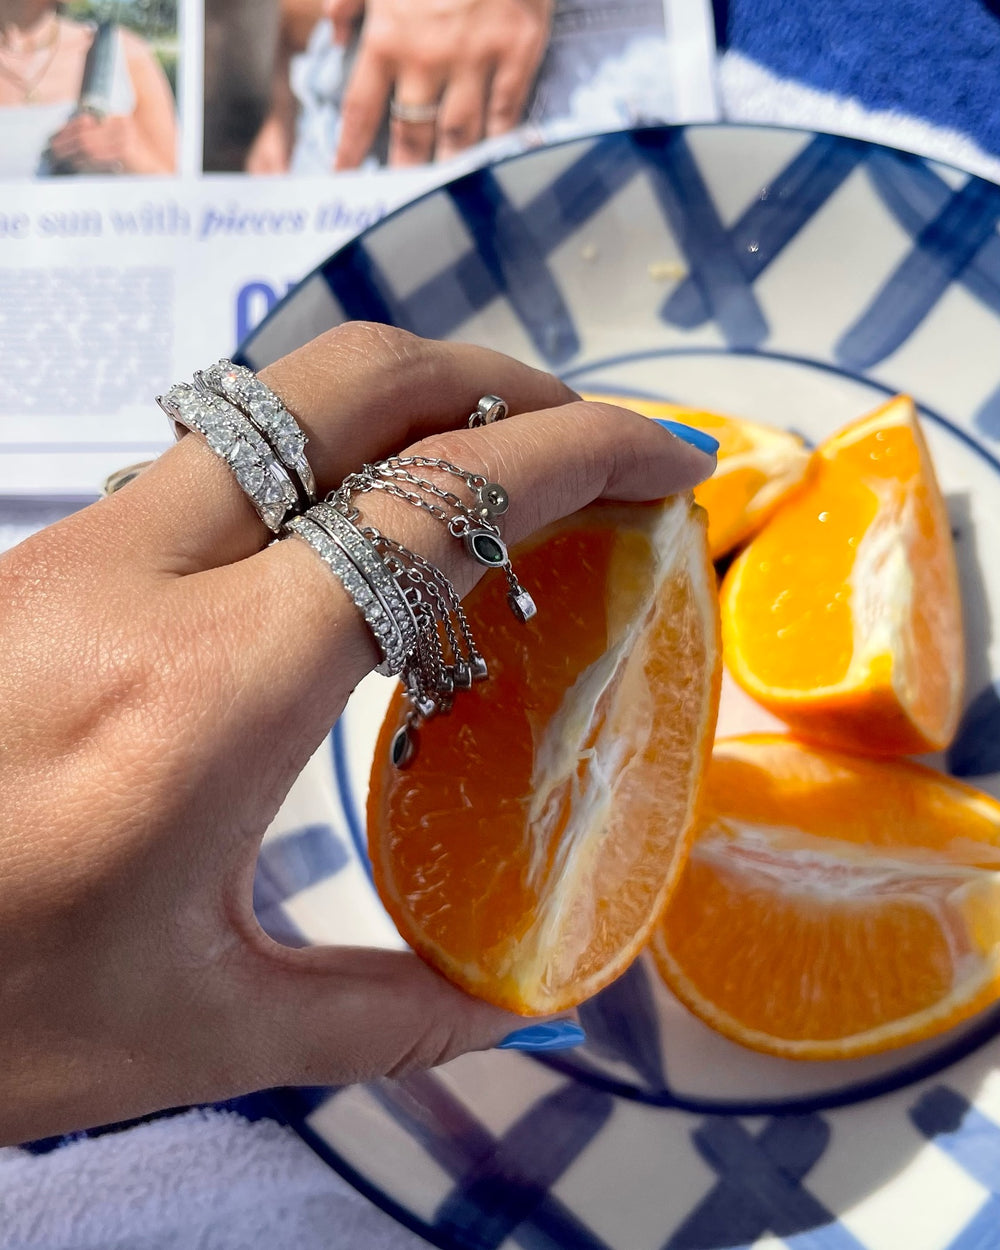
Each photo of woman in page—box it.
[203,0,675,175]
[0,0,178,177]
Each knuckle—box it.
[384,1019,464,1079]
[487,96,520,127]
[389,120,433,155]
[321,319,418,368]
[437,119,475,149]
[409,427,489,474]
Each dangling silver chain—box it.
[322,451,535,767]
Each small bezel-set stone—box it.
[509,588,537,622]
[391,725,417,769]
[467,529,508,567]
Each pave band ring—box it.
[195,360,317,507]
[157,382,300,533]
[389,99,439,125]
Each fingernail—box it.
[495,1021,586,1052]
[653,418,720,456]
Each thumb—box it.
[229,946,583,1087]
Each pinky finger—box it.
[485,44,542,138]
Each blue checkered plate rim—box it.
[241,124,1000,1250]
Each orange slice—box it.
[582,394,809,559]
[720,396,964,755]
[367,496,722,1015]
[650,735,1000,1060]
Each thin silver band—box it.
[287,514,410,677]
[389,99,439,124]
[157,382,299,533]
[196,360,317,505]
[308,502,418,675]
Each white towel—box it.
[0,1109,426,1250]
[718,49,1000,185]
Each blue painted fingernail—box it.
[653,418,720,456]
[496,1021,586,1052]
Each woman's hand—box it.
[46,110,138,173]
[0,325,716,1146]
[46,27,177,175]
[335,0,554,169]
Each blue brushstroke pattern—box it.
[947,683,1000,777]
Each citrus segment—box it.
[650,736,1000,1059]
[582,394,809,558]
[720,395,964,754]
[368,497,722,1015]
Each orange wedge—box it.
[582,394,809,558]
[650,735,1000,1060]
[367,496,721,1015]
[720,396,964,755]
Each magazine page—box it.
[0,0,718,502]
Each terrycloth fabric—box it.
[719,48,1000,184]
[725,0,1000,160]
[0,1110,426,1250]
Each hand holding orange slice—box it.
[367,496,721,1015]
[582,394,809,559]
[721,396,964,754]
[650,735,1000,1060]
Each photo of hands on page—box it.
[204,0,689,174]
[0,0,177,177]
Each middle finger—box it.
[95,324,576,574]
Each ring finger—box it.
[203,400,718,771]
[388,69,442,167]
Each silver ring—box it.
[195,360,317,506]
[468,394,508,428]
[308,502,418,675]
[389,99,439,124]
[157,383,299,533]
[286,514,412,677]
[102,460,154,496]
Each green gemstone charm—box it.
[466,529,508,567]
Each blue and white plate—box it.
[241,125,1000,1250]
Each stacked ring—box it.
[157,382,299,533]
[195,360,317,507]
[157,360,315,534]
